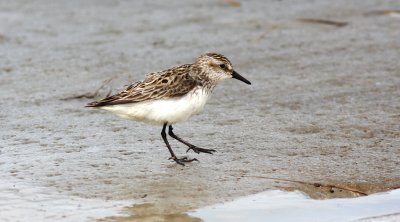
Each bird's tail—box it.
[85,101,103,107]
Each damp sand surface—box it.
[0,0,399,221]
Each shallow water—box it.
[106,189,400,222]
[1,0,399,221]
[0,178,129,221]
[191,189,400,222]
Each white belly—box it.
[101,88,211,125]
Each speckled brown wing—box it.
[86,64,198,107]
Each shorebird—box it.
[86,53,251,165]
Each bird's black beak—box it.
[232,70,251,85]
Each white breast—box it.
[101,88,211,125]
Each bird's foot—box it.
[186,146,216,154]
[169,156,199,166]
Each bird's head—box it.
[193,53,251,85]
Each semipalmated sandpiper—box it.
[86,53,251,165]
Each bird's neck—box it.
[190,65,219,86]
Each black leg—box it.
[161,123,176,159]
[168,125,216,154]
[161,123,198,166]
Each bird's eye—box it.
[219,64,226,69]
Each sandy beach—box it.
[0,0,399,221]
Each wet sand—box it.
[0,0,399,221]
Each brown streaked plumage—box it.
[86,53,251,166]
[86,64,199,107]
